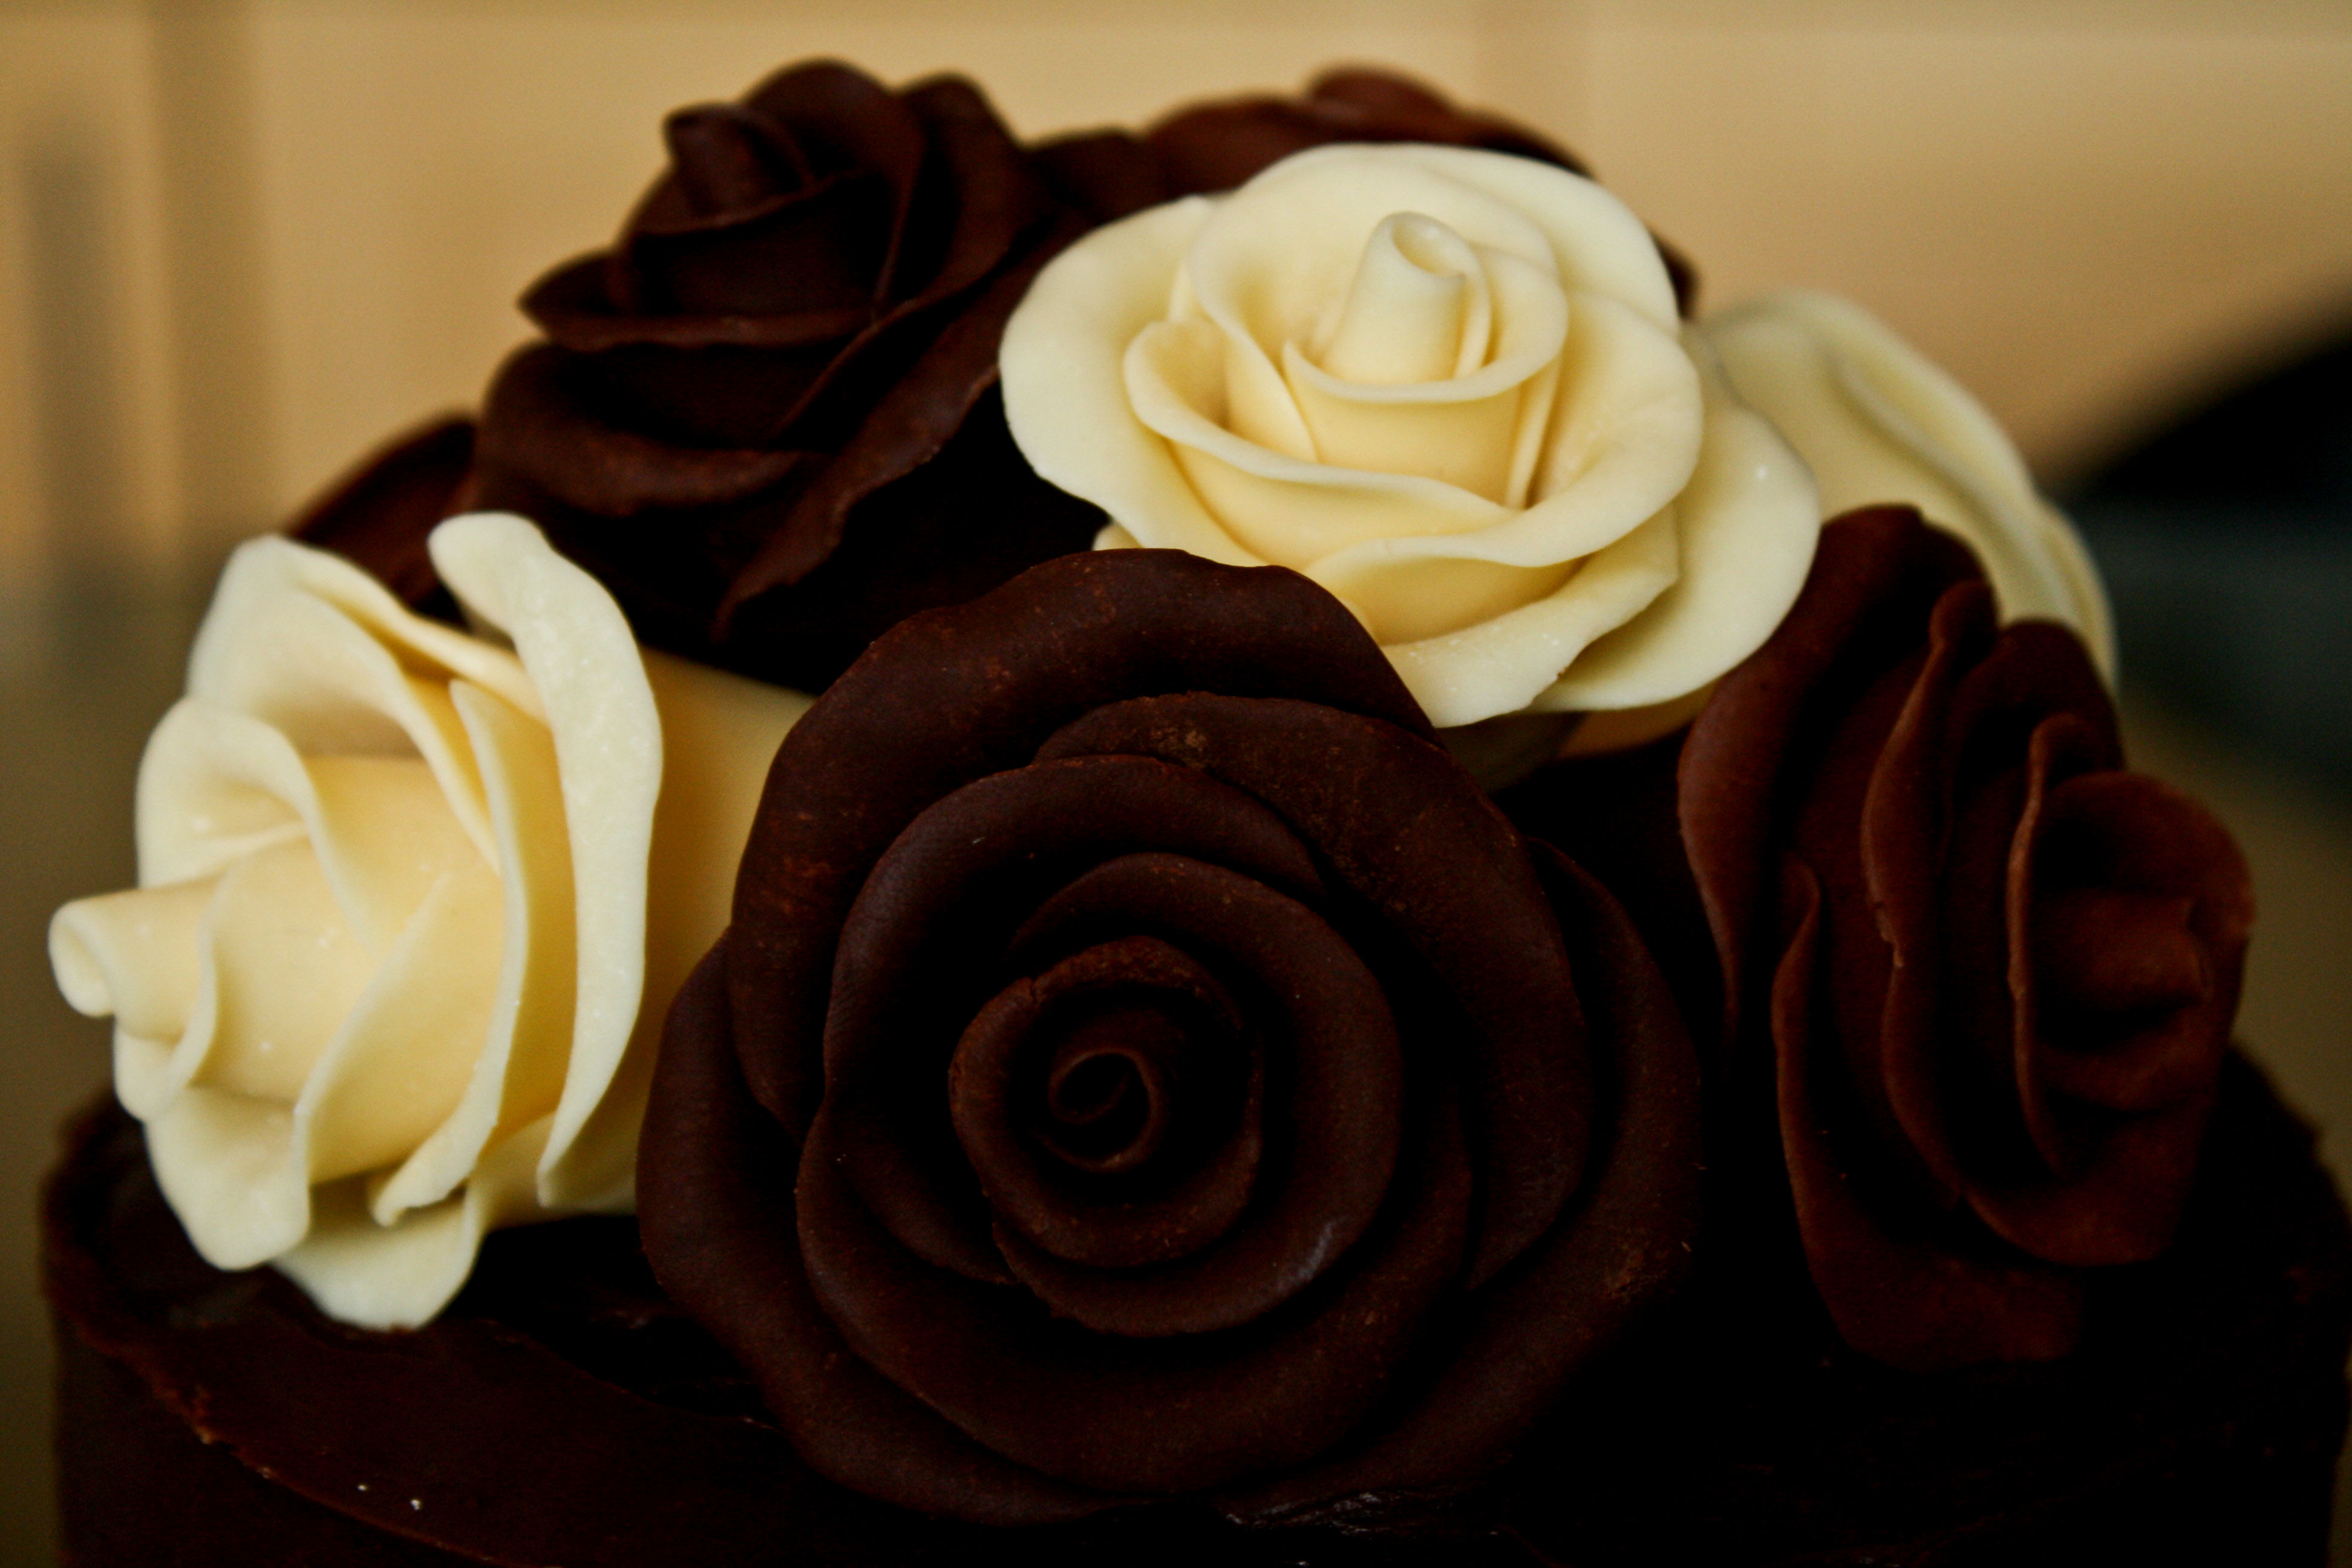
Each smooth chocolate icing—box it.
[1678,506,2256,1370]
[638,549,1701,1523]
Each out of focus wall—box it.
[2,0,2350,603]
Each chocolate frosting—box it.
[467,61,1154,691]
[639,549,1699,1523]
[1679,506,2255,1370]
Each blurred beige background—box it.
[3,0,2351,1561]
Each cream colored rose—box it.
[1700,290,2115,676]
[48,515,805,1328]
[999,143,1820,729]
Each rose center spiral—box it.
[948,933,1266,1275]
[1033,1005,1187,1174]
[1313,212,1492,385]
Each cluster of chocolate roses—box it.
[278,64,2247,1522]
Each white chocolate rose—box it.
[1700,290,2115,676]
[999,143,1821,729]
[48,515,806,1328]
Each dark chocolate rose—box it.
[466,61,1162,691]
[1680,506,2254,1370]
[1141,68,1697,312]
[639,549,1699,1524]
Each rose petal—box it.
[1862,580,2004,1200]
[639,942,1119,1525]
[1036,691,1584,1285]
[1975,766,2249,1265]
[720,220,1085,610]
[476,343,811,514]
[795,1065,1471,1495]
[1145,68,1590,198]
[1376,506,1677,727]
[952,932,1261,1273]
[987,852,1401,1336]
[1680,506,1981,1051]
[817,754,1325,1285]
[1132,321,1514,566]
[367,681,576,1224]
[1002,197,1245,566]
[621,165,896,318]
[1701,289,2115,675]
[1771,857,2084,1371]
[49,878,214,1045]
[1225,847,1700,1519]
[1532,332,1820,711]
[727,549,1426,1138]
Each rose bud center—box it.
[949,935,1263,1276]
[1315,212,1491,387]
[1037,1012,1182,1174]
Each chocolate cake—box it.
[42,62,2352,1566]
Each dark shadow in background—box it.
[2067,316,2352,799]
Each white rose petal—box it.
[1700,289,2115,677]
[48,515,809,1328]
[1003,143,1820,729]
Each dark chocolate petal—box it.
[1976,766,2250,1266]
[1786,644,1941,1197]
[1861,580,2001,1200]
[1031,128,1174,223]
[795,1070,1471,1495]
[527,250,872,353]
[1145,67,1587,195]
[1037,691,1586,1287]
[621,167,896,318]
[702,386,1108,690]
[474,58,1096,655]
[717,234,1054,609]
[1226,848,1701,1520]
[988,852,1402,1338]
[817,754,1324,1285]
[476,344,808,515]
[890,76,1045,313]
[660,103,802,218]
[1681,506,1982,1054]
[728,550,1426,1138]
[740,60,926,208]
[2034,887,2210,1023]
[636,941,1122,1524]
[950,932,1262,1273]
[1770,858,2085,1372]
